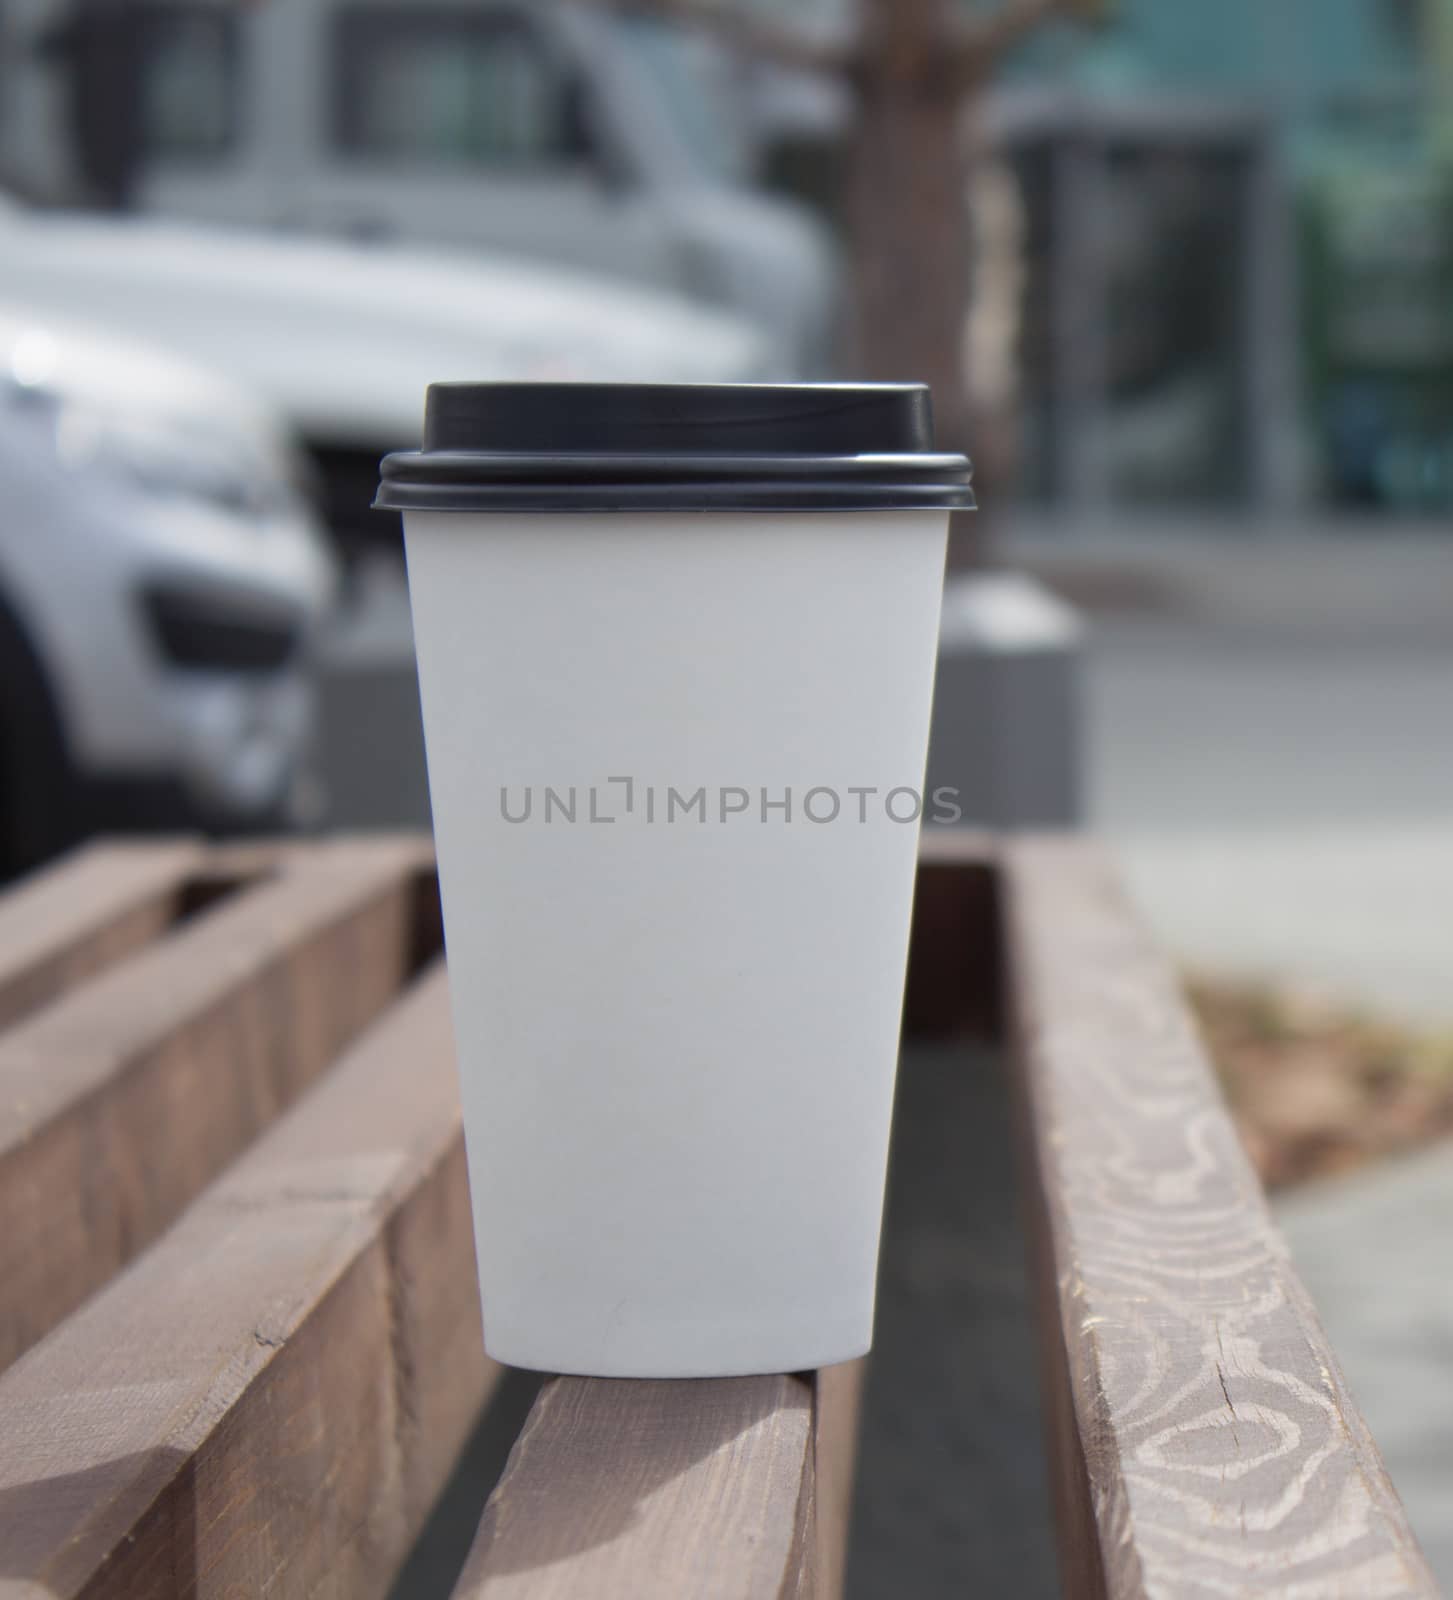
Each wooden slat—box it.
[1003,837,1439,1599]
[798,1359,867,1600]
[0,836,433,1371]
[452,1360,865,1599]
[0,964,500,1600]
[0,840,205,1032]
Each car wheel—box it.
[0,589,79,880]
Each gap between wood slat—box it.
[904,842,1002,1042]
[0,841,211,1033]
[0,837,436,1373]
[0,963,499,1600]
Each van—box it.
[2,0,841,375]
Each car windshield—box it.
[611,18,750,187]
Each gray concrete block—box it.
[926,574,1085,828]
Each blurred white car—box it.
[0,188,779,555]
[0,305,337,873]
[0,0,841,375]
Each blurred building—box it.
[749,0,1453,520]
[998,0,1453,517]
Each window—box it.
[333,8,586,168]
[1378,0,1421,50]
[138,5,241,160]
[612,18,745,187]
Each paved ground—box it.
[1111,822,1453,1025]
[1088,630,1453,830]
[1276,1145,1453,1584]
[1008,527,1453,1024]
[1087,621,1453,1022]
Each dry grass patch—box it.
[1188,977,1453,1190]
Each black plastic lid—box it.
[374,383,975,514]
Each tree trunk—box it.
[847,90,973,446]
[846,0,982,563]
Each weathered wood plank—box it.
[0,964,500,1600]
[453,1361,864,1599]
[0,837,434,1372]
[0,840,205,1032]
[794,1359,867,1600]
[1003,836,1438,1599]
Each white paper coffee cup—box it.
[378,384,973,1377]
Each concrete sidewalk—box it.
[1006,516,1453,644]
[1003,527,1453,1022]
[1276,1147,1453,1585]
[1110,823,1453,1027]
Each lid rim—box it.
[376,381,974,515]
[375,479,976,515]
[380,450,972,478]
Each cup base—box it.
[481,1334,873,1381]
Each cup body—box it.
[404,508,949,1376]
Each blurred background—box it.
[0,0,1449,1591]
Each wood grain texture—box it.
[453,1362,864,1599]
[1003,836,1439,1598]
[793,1360,867,1600]
[0,840,205,1032]
[0,836,433,1372]
[0,964,500,1600]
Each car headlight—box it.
[51,401,298,520]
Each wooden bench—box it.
[0,833,1434,1598]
